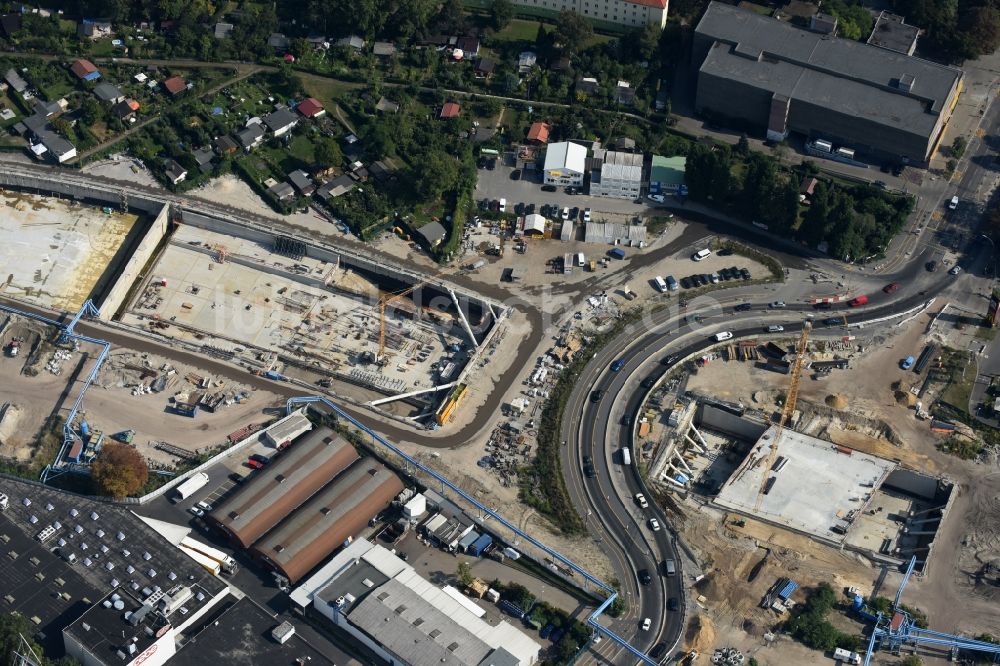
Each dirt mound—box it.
[0,402,22,444]
[825,394,849,409]
[894,390,918,406]
[685,614,716,653]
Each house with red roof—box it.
[70,59,100,81]
[162,76,186,97]
[527,122,551,144]
[297,97,325,119]
[439,102,460,119]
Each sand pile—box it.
[685,615,716,653]
[825,394,849,409]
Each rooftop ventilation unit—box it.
[28,515,37,524]
[96,529,105,538]
[23,498,31,507]
[45,503,54,511]
[90,512,99,521]
[70,508,78,517]
[117,532,125,541]
[897,73,915,92]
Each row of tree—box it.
[685,139,912,261]
[892,0,1000,62]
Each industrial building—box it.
[692,1,963,165]
[252,458,404,583]
[542,142,587,187]
[589,149,643,199]
[648,155,686,195]
[291,538,542,666]
[508,0,667,29]
[206,428,360,548]
[0,477,230,661]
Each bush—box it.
[784,583,859,653]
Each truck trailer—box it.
[181,535,238,574]
[174,472,210,502]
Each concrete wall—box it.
[884,468,947,501]
[0,170,164,214]
[696,404,768,441]
[99,203,169,320]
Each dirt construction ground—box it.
[681,309,1000,662]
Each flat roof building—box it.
[590,149,643,199]
[206,428,360,548]
[508,0,666,29]
[868,11,921,56]
[693,1,963,164]
[649,155,686,194]
[291,539,541,666]
[542,141,587,187]
[251,459,403,583]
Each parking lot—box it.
[474,160,664,219]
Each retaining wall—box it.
[100,203,170,320]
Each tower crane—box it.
[377,265,458,362]
[754,322,811,512]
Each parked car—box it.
[926,260,938,272]
[648,194,665,203]
[188,506,204,517]
[541,184,557,192]
[246,458,265,470]
[561,207,570,220]
[540,624,555,640]
[583,207,591,222]
[949,265,963,275]
[510,169,521,180]
[196,501,212,512]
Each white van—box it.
[654,276,668,292]
[948,195,959,210]
[576,252,585,267]
[693,248,711,261]
[714,331,733,342]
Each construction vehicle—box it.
[111,430,135,444]
[755,322,811,512]
[5,337,21,357]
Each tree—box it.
[900,656,923,666]
[411,149,459,201]
[314,137,343,169]
[735,133,750,156]
[91,442,149,498]
[437,0,465,33]
[636,23,662,61]
[490,0,514,31]
[457,561,473,587]
[952,135,967,158]
[554,10,593,55]
[822,0,874,41]
[0,611,80,666]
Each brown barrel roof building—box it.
[206,429,359,548]
[252,459,403,584]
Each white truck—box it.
[833,648,862,664]
[181,535,238,574]
[174,472,210,502]
[621,447,632,465]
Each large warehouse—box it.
[252,459,404,583]
[692,2,963,165]
[206,429,360,548]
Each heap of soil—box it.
[894,390,918,406]
[685,614,716,653]
[825,394,849,409]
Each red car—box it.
[883,282,900,294]
[246,458,264,470]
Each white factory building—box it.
[589,149,643,199]
[542,141,588,187]
[291,538,542,666]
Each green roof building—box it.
[649,155,686,194]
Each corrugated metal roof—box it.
[207,428,358,547]
[263,411,313,447]
[252,459,403,583]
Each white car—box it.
[188,506,204,517]
[766,325,784,333]
[634,493,649,509]
[648,518,661,532]
[561,207,570,220]
[948,195,959,210]
[713,331,733,342]
[647,194,665,204]
[499,198,507,213]
[197,501,213,512]
[641,618,652,631]
[949,265,962,275]
[769,301,786,309]
[583,207,591,222]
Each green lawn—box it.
[88,39,117,58]
[494,19,543,43]
[298,73,361,112]
[288,133,314,165]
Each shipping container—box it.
[836,147,855,160]
[813,139,833,153]
[468,533,493,557]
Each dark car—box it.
[717,248,734,256]
[824,317,841,326]
[641,376,657,388]
[510,169,521,180]
[569,206,579,219]
[249,453,269,465]
[582,455,597,478]
[621,414,632,426]
[590,389,603,403]
[526,203,535,215]
[541,184,557,192]
[650,643,668,660]
[734,303,753,312]
[926,260,938,272]
[514,202,525,215]
[639,569,652,585]
[883,282,900,294]
[662,354,679,366]
[667,597,680,612]
[814,301,832,310]
[550,627,566,643]
[680,277,692,289]
[740,268,752,280]
[540,623,555,640]
[486,159,497,170]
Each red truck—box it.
[849,295,869,307]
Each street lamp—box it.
[980,234,996,279]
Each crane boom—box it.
[754,323,811,511]
[378,265,458,361]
